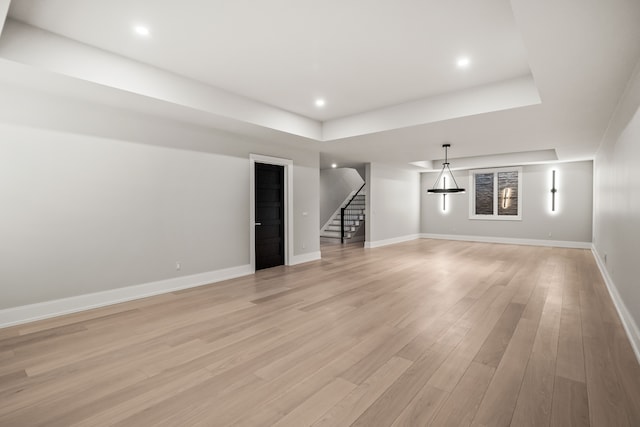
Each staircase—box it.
[320,192,366,241]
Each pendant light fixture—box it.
[428,143,465,194]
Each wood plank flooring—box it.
[1,239,639,426]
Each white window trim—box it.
[468,166,523,221]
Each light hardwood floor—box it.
[1,239,639,426]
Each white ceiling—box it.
[1,0,639,170]
[7,0,532,121]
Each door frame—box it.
[249,154,293,272]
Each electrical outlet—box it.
[548,232,552,238]
[302,242,306,249]
[176,262,181,271]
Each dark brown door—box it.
[255,163,284,270]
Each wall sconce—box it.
[550,170,557,212]
[502,188,512,209]
[442,177,447,211]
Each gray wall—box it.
[0,89,320,310]
[421,161,593,243]
[368,163,421,243]
[319,167,364,227]
[593,62,640,341]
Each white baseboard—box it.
[591,245,640,363]
[0,264,253,329]
[290,251,322,265]
[365,234,420,249]
[420,233,592,249]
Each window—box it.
[469,167,522,220]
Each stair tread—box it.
[322,193,367,240]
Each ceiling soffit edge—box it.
[0,19,542,144]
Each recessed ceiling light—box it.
[134,25,150,37]
[456,57,471,69]
[315,99,326,107]
[331,163,337,168]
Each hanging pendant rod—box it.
[427,143,465,194]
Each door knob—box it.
[255,222,262,226]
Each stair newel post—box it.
[340,207,345,244]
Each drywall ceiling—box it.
[7,0,532,122]
[0,0,639,170]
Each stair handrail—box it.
[341,182,366,243]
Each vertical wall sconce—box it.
[550,170,557,211]
[442,177,447,211]
[502,188,511,209]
